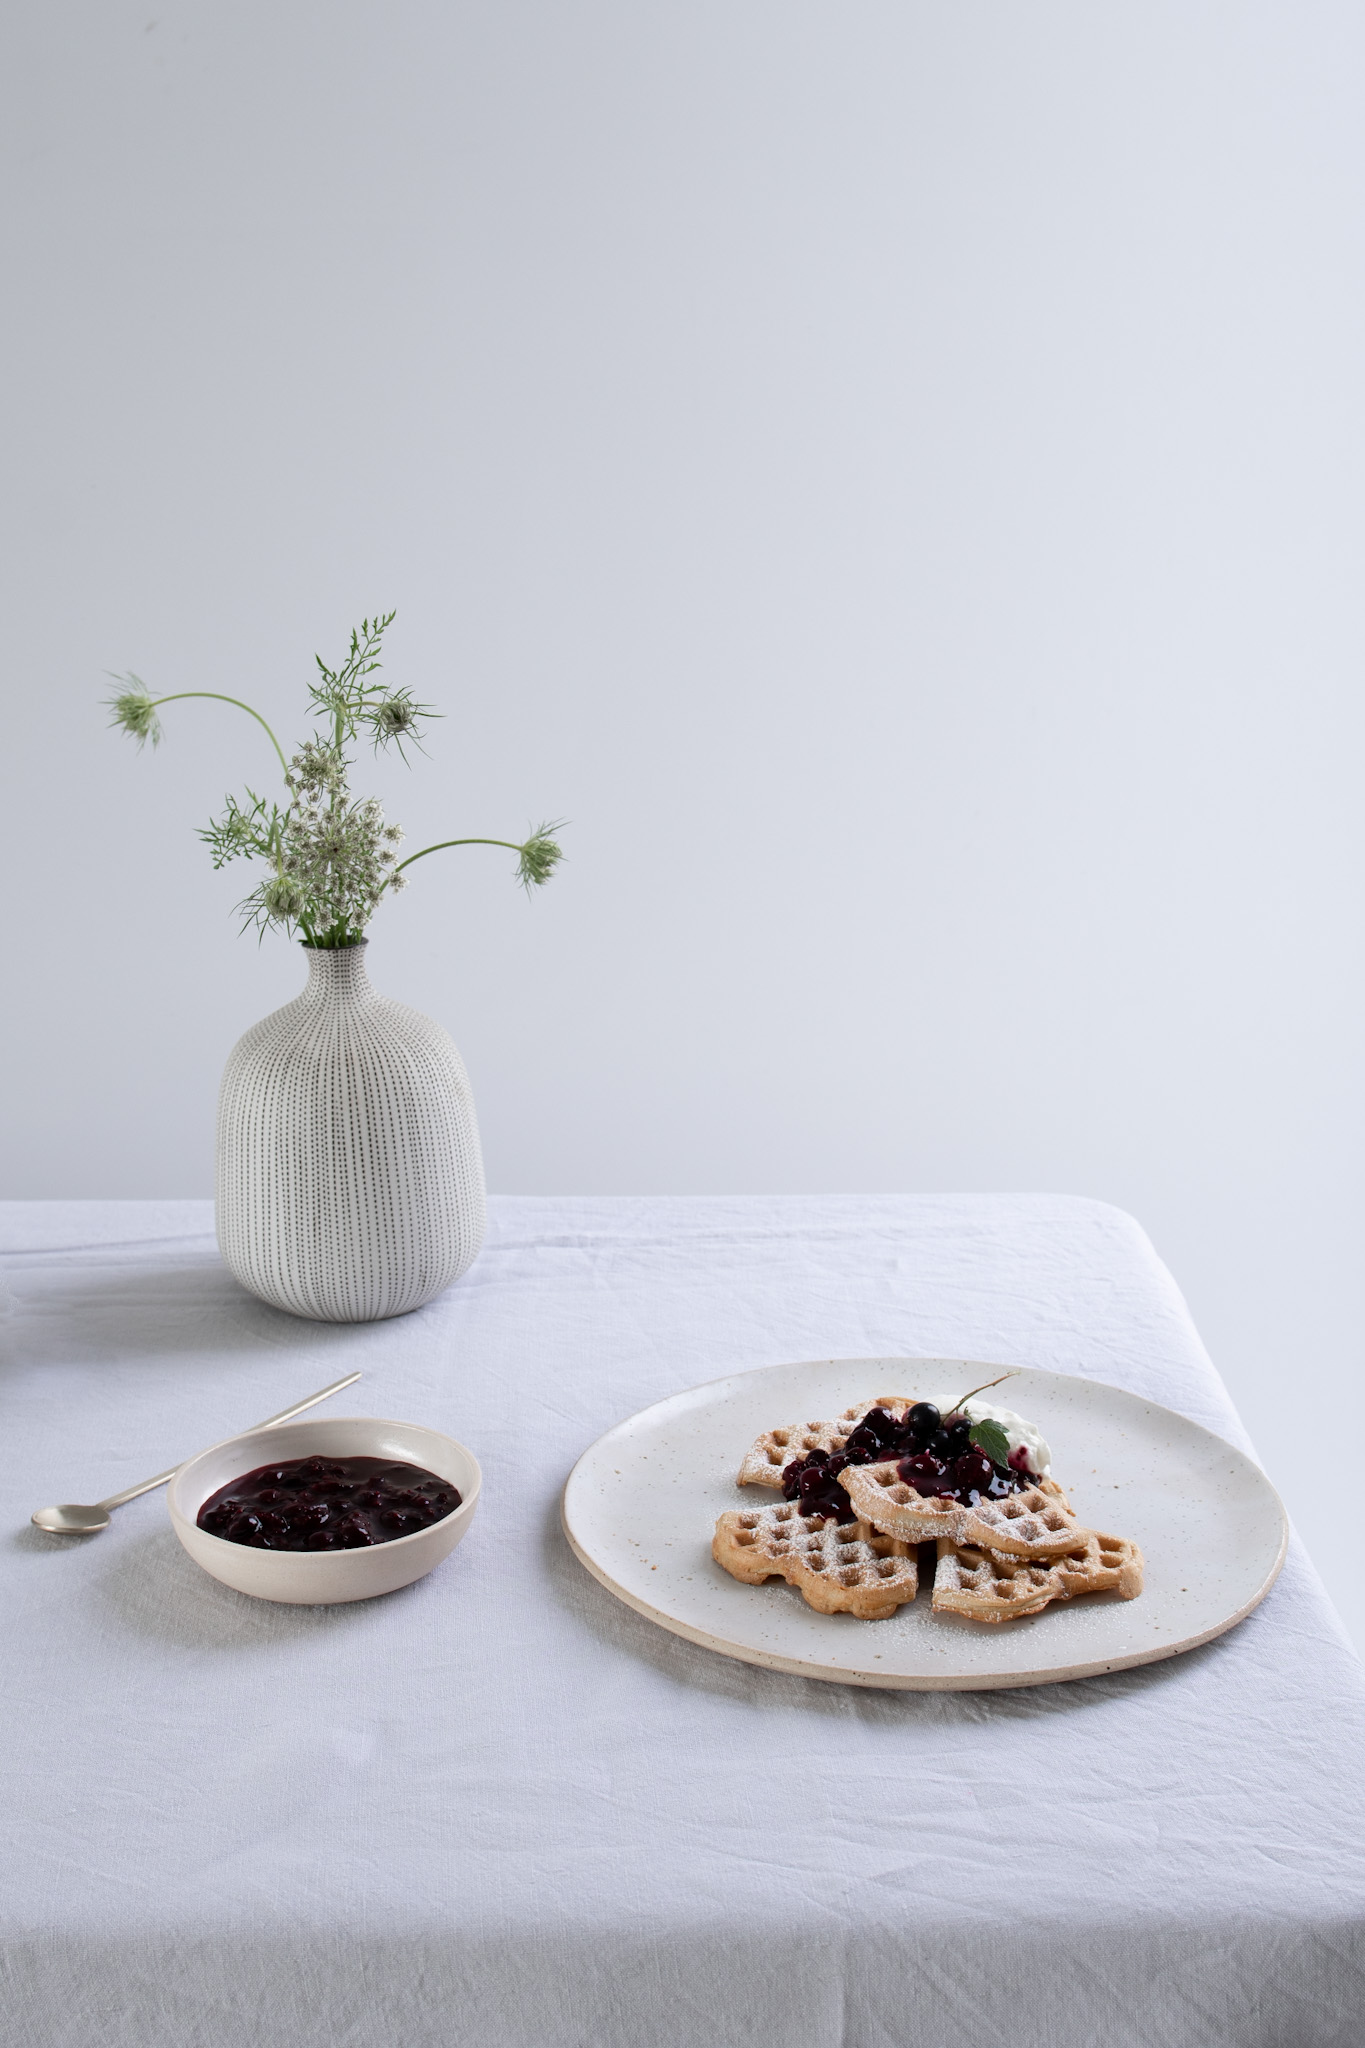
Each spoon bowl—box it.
[32,1503,112,1534]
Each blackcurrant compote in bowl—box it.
[197,1453,461,1552]
[169,1415,481,1604]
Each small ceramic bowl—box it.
[168,1415,481,1604]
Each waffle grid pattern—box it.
[841,1466,1082,1555]
[717,1401,1146,1627]
[932,1531,1143,1622]
[736,1396,910,1487]
[712,1501,918,1618]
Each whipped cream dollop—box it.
[961,1397,1051,1478]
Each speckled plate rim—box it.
[561,1358,1289,1692]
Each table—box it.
[4,1194,1364,2048]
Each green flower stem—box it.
[392,838,524,873]
[149,692,290,777]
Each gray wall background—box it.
[4,3,1363,1652]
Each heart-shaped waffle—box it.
[713,1501,918,1618]
[736,1396,911,1489]
[1046,1530,1144,1602]
[837,1462,962,1542]
[931,1542,1061,1621]
[840,1464,1080,1554]
[931,1530,1144,1624]
[963,1486,1086,1557]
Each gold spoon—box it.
[31,1370,363,1534]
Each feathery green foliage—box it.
[106,613,565,947]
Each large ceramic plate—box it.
[561,1358,1288,1691]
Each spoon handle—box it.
[250,1369,364,1433]
[95,1369,364,1512]
[97,1463,186,1511]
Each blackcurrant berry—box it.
[951,1450,996,1499]
[898,1451,949,1497]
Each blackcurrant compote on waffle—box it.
[719,1382,1143,1624]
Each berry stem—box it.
[943,1369,1018,1420]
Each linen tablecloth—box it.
[4,1194,1363,2048]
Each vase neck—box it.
[302,943,375,1003]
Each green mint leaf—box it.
[968,1418,1012,1469]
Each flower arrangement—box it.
[107,612,564,949]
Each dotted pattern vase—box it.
[216,943,485,1322]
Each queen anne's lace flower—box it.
[261,875,306,920]
[109,611,564,947]
[262,743,404,941]
[106,680,163,749]
[372,696,420,741]
[517,827,564,890]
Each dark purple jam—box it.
[197,1454,461,1551]
[780,1401,1028,1521]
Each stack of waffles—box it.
[713,1396,1143,1624]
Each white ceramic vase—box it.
[215,942,485,1322]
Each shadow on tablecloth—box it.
[1,1259,375,1370]
[29,1521,401,1652]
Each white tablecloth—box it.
[4,1194,1363,2048]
